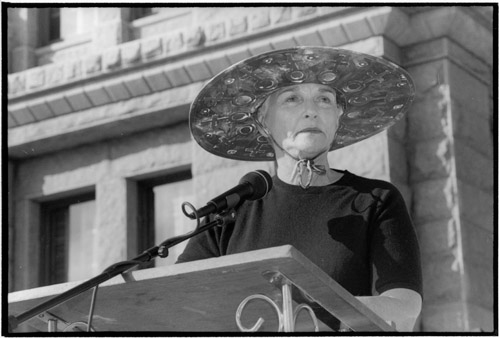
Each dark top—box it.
[177,170,422,298]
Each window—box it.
[130,8,156,21]
[47,8,61,42]
[38,8,61,46]
[137,169,194,268]
[39,192,96,286]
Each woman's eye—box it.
[318,96,332,103]
[285,95,299,102]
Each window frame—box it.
[136,168,192,268]
[38,8,62,47]
[39,192,95,286]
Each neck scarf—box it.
[254,117,327,189]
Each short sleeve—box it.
[370,186,423,297]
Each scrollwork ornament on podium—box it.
[235,283,319,332]
[235,294,283,332]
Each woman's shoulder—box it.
[339,170,402,197]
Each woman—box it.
[177,47,422,331]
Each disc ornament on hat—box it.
[189,46,415,161]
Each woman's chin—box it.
[286,145,328,159]
[282,135,331,158]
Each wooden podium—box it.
[8,245,394,332]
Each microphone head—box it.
[239,170,273,201]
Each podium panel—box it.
[9,245,393,332]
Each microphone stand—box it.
[8,211,235,332]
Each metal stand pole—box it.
[47,319,57,332]
[281,282,294,332]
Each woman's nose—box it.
[303,100,318,119]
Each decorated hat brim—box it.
[189,46,415,161]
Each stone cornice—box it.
[8,7,352,101]
[8,6,492,105]
[8,6,493,95]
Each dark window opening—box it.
[48,8,61,43]
[130,8,155,21]
[39,192,95,287]
[38,8,61,46]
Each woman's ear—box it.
[254,114,267,135]
[256,99,268,122]
[253,101,274,139]
[253,99,268,128]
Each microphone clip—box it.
[214,209,237,227]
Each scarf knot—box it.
[290,159,326,189]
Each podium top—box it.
[9,245,393,332]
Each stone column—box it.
[405,37,493,331]
[8,160,16,292]
[92,8,131,51]
[8,8,38,73]
[95,177,129,270]
[12,198,41,291]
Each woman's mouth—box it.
[297,127,323,135]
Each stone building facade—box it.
[6,6,494,332]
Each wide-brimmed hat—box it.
[189,46,415,161]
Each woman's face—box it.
[261,83,343,159]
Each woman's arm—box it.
[356,288,422,332]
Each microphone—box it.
[187,170,273,219]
